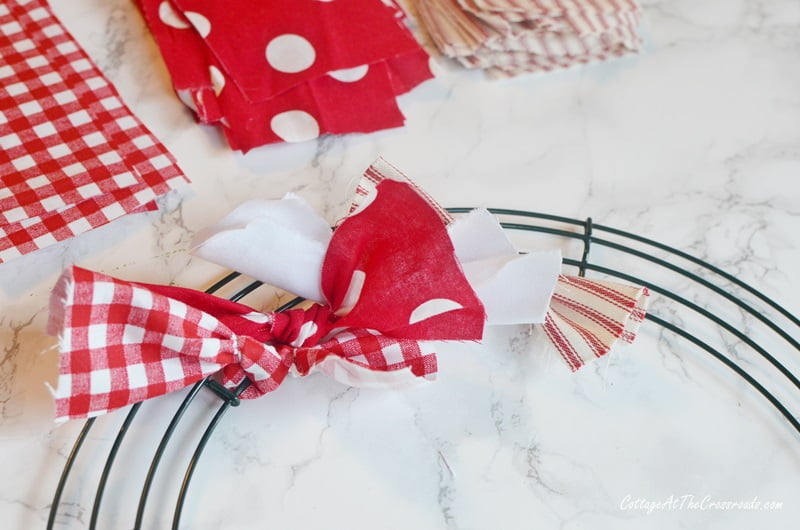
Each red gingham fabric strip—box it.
[48,267,260,420]
[0,0,187,263]
[294,327,437,380]
[50,265,445,420]
[0,183,160,261]
[49,178,487,420]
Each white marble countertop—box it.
[1,0,798,528]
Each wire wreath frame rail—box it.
[46,209,800,529]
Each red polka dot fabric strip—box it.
[0,0,188,264]
[135,0,434,152]
[415,0,643,78]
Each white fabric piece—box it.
[460,251,561,324]
[304,354,432,388]
[448,207,561,325]
[191,194,332,302]
[448,208,517,261]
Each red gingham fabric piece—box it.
[134,0,433,151]
[48,267,244,420]
[293,328,437,380]
[0,184,158,262]
[49,179,486,421]
[0,0,187,263]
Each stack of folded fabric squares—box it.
[414,0,642,78]
[135,0,434,152]
[0,0,187,264]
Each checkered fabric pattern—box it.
[48,267,246,420]
[0,0,187,263]
[294,328,438,379]
[50,263,453,421]
[49,178,487,420]
[48,160,650,421]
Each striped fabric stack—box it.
[414,0,642,78]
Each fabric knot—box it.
[266,304,337,348]
[227,335,294,399]
[221,304,337,398]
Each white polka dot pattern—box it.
[208,65,225,95]
[158,0,190,29]
[136,0,434,150]
[266,34,316,73]
[290,321,319,348]
[270,110,320,142]
[336,269,366,316]
[328,64,369,82]
[184,11,211,38]
[409,299,464,324]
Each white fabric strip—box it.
[192,193,332,302]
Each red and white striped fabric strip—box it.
[465,0,639,16]
[458,0,640,36]
[353,158,453,226]
[481,22,640,54]
[544,274,649,371]
[414,0,642,77]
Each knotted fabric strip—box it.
[48,178,485,421]
[48,158,649,421]
[195,158,649,372]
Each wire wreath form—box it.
[46,208,799,529]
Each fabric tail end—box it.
[46,267,75,338]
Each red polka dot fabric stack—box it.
[414,0,642,78]
[0,0,187,264]
[135,0,434,152]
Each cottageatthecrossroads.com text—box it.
[620,494,783,515]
